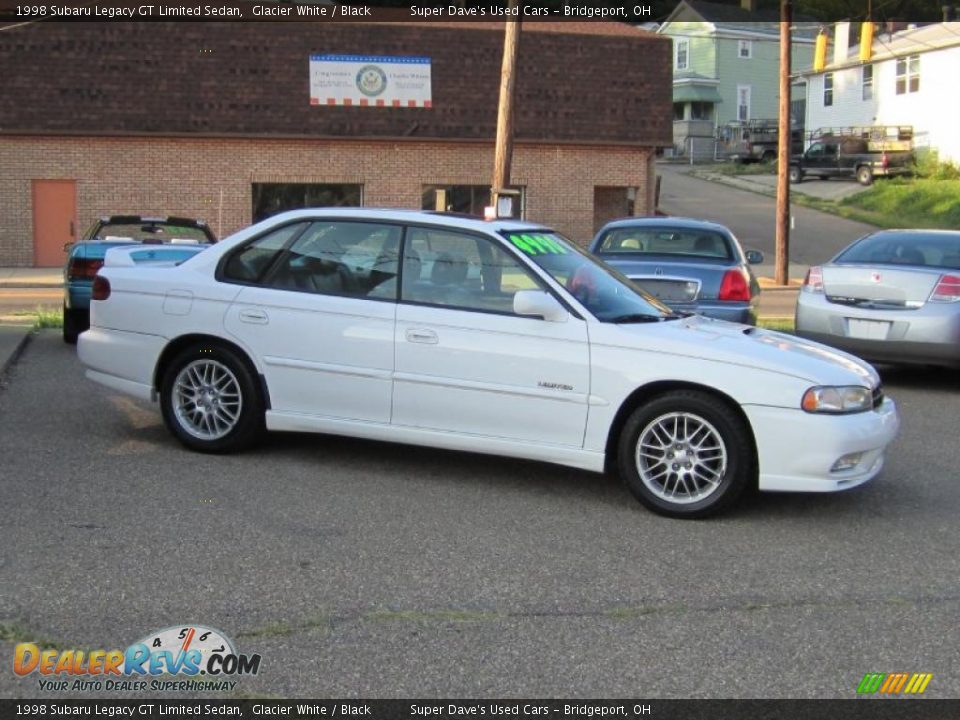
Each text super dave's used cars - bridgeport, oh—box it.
[78,209,899,518]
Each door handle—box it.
[238,308,269,324]
[405,328,438,344]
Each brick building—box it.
[0,21,672,267]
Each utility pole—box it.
[492,2,521,214]
[775,0,792,285]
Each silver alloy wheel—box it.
[635,411,728,505]
[172,359,243,441]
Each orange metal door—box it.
[32,179,77,267]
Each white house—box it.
[802,22,960,163]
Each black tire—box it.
[788,166,803,184]
[160,343,265,453]
[856,165,874,186]
[617,390,754,519]
[62,305,86,344]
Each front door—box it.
[32,180,77,266]
[392,226,590,447]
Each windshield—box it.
[501,230,676,322]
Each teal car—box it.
[63,216,216,343]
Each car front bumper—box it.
[796,292,960,367]
[745,397,899,493]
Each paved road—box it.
[656,164,877,269]
[1,334,958,699]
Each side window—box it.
[222,223,307,283]
[266,221,401,299]
[401,228,540,314]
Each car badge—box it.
[871,271,881,283]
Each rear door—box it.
[223,220,401,423]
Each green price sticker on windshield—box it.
[508,233,568,256]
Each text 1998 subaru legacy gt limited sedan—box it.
[78,209,899,518]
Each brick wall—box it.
[0,136,653,266]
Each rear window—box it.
[596,227,733,260]
[89,221,214,244]
[836,232,960,270]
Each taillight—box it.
[67,257,103,280]
[802,266,824,294]
[718,268,751,302]
[91,276,111,301]
[929,274,960,303]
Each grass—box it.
[0,306,63,329]
[793,177,960,230]
[757,317,795,333]
[33,306,63,329]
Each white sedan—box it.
[79,209,899,518]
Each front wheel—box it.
[160,343,264,453]
[617,391,754,519]
[856,165,874,186]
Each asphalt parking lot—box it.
[1,331,959,699]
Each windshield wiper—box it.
[606,313,668,324]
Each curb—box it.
[0,283,64,289]
[0,327,33,380]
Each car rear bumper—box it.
[745,398,899,493]
[64,281,92,311]
[78,326,166,401]
[796,292,960,367]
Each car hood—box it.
[610,315,879,387]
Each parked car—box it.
[589,217,763,325]
[78,209,898,519]
[63,215,216,343]
[796,229,960,368]
[789,127,914,186]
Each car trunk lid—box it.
[822,265,941,309]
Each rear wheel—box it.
[617,391,753,519]
[62,305,86,344]
[856,165,874,186]
[788,166,803,184]
[160,343,264,453]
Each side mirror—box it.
[513,290,568,323]
[745,250,764,265]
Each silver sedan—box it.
[796,229,960,368]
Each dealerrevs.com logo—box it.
[14,625,261,693]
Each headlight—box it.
[801,385,873,414]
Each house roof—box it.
[0,21,672,146]
[661,0,819,38]
[801,21,960,75]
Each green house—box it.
[658,0,815,159]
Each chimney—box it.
[741,0,757,12]
[834,21,851,65]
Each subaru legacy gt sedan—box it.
[79,209,898,518]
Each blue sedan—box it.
[63,215,216,343]
[589,217,763,325]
